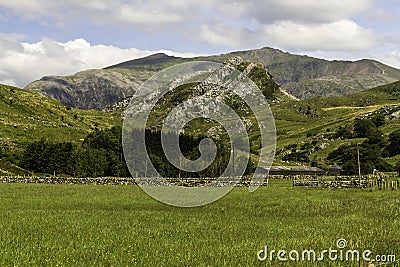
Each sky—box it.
[0,0,400,88]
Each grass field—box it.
[0,181,399,266]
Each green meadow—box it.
[0,181,398,266]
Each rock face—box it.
[25,69,145,110]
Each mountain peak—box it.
[105,52,181,69]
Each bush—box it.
[354,118,376,138]
[386,129,400,156]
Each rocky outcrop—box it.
[103,96,132,112]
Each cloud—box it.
[263,20,377,51]
[0,0,391,87]
[0,35,199,88]
[0,0,374,29]
[193,18,378,52]
[247,0,373,23]
[376,50,400,69]
[0,0,188,30]
[0,1,379,52]
[198,24,261,48]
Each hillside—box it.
[24,47,400,110]
[271,80,400,168]
[0,84,121,175]
[305,80,400,107]
[3,63,400,176]
[105,53,184,71]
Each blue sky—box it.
[0,0,400,87]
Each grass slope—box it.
[0,84,121,148]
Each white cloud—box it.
[249,0,373,23]
[0,0,374,29]
[194,18,378,52]
[117,4,184,26]
[0,35,199,88]
[0,0,380,53]
[0,0,394,86]
[198,24,260,48]
[0,33,24,56]
[376,50,400,69]
[263,20,377,51]
[0,0,189,30]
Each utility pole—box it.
[357,143,361,187]
[145,159,148,178]
[178,154,181,180]
[232,146,235,178]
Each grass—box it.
[0,181,399,266]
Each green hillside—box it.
[272,81,400,168]
[0,84,121,175]
[305,80,400,107]
[2,74,400,176]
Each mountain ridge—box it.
[24,47,400,110]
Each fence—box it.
[1,175,399,189]
[0,176,268,187]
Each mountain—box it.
[105,53,183,70]
[113,47,400,99]
[202,48,400,98]
[305,80,400,108]
[24,47,400,110]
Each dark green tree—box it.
[334,124,354,139]
[353,118,376,138]
[20,139,74,175]
[370,113,386,127]
[328,142,392,175]
[386,129,400,157]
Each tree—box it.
[370,113,386,127]
[328,141,392,175]
[354,118,376,138]
[365,129,387,148]
[386,129,400,157]
[342,161,358,175]
[282,151,310,163]
[334,124,354,139]
[20,139,74,175]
